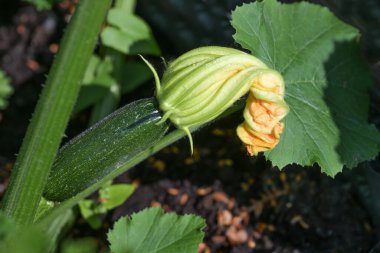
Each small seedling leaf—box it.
[99,183,135,210]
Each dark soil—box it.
[0,0,72,158]
[0,1,379,253]
[110,117,375,253]
[69,116,376,253]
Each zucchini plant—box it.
[0,0,379,252]
[42,45,287,202]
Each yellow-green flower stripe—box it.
[141,46,289,155]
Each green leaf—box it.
[82,55,102,84]
[0,212,49,253]
[82,55,116,88]
[101,8,160,55]
[43,209,75,253]
[78,184,134,229]
[0,228,48,253]
[0,212,14,239]
[99,184,135,210]
[75,59,153,113]
[120,61,153,93]
[62,238,98,253]
[35,198,55,221]
[108,207,205,253]
[89,57,116,87]
[231,0,380,175]
[0,70,12,110]
[75,55,116,112]
[78,200,104,230]
[24,0,61,10]
[75,86,110,112]
[78,200,97,220]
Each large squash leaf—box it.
[231,0,380,176]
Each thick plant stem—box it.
[1,0,112,225]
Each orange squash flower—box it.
[237,72,288,155]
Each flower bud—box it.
[140,46,289,154]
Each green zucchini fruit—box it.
[44,98,169,201]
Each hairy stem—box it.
[1,0,112,225]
